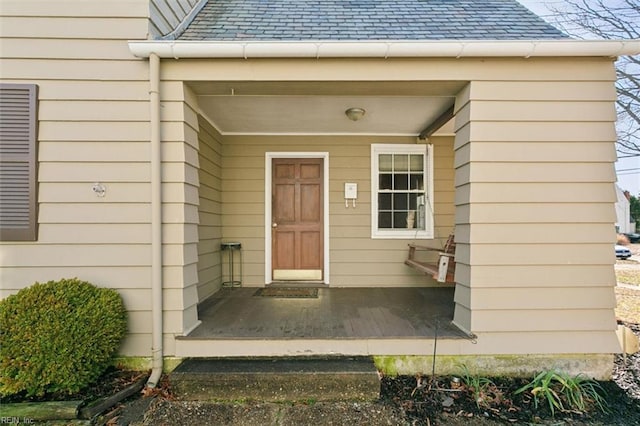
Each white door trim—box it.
[265,152,330,284]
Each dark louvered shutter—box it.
[0,84,38,241]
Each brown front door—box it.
[272,158,323,281]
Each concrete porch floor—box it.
[176,287,469,357]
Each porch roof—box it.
[178,0,567,41]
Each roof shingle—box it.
[179,0,568,41]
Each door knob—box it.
[272,223,278,228]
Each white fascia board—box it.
[129,39,640,59]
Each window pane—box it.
[416,195,426,229]
[410,154,423,172]
[379,212,392,228]
[379,193,391,210]
[379,154,392,172]
[393,193,408,210]
[393,174,408,190]
[393,212,407,229]
[410,173,424,190]
[394,154,409,171]
[379,173,392,190]
[406,210,416,229]
[409,193,418,210]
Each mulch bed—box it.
[613,322,640,401]
[1,367,148,405]
[381,322,640,425]
[381,374,640,425]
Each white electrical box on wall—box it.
[344,182,358,208]
[344,182,358,199]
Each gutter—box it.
[147,52,164,389]
[129,39,640,59]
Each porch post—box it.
[451,71,619,356]
[451,83,473,334]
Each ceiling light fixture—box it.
[345,107,366,121]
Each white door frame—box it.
[265,152,330,284]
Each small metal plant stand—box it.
[221,242,242,288]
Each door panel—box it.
[275,184,295,222]
[272,158,323,281]
[300,231,321,269]
[275,231,295,269]
[275,163,295,179]
[300,184,321,222]
[300,163,321,179]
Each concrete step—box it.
[170,357,380,402]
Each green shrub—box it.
[0,278,127,397]
[515,370,608,416]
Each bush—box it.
[0,278,127,397]
[515,370,608,416]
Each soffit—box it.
[189,81,464,135]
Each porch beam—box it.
[419,105,454,140]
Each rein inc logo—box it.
[0,418,34,424]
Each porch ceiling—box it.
[187,80,465,136]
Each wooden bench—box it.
[405,234,456,283]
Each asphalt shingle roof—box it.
[179,0,567,41]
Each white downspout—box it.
[147,52,163,388]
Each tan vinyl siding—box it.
[0,1,156,357]
[196,116,223,301]
[0,1,150,17]
[471,310,615,332]
[454,142,616,165]
[159,83,202,350]
[220,135,454,287]
[455,203,616,224]
[454,264,615,288]
[452,65,619,353]
[456,331,619,355]
[0,266,150,291]
[1,60,148,81]
[0,16,148,39]
[1,39,139,61]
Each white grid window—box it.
[371,144,434,239]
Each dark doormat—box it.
[254,287,319,298]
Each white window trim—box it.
[370,143,434,239]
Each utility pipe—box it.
[147,52,163,389]
[129,39,640,59]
